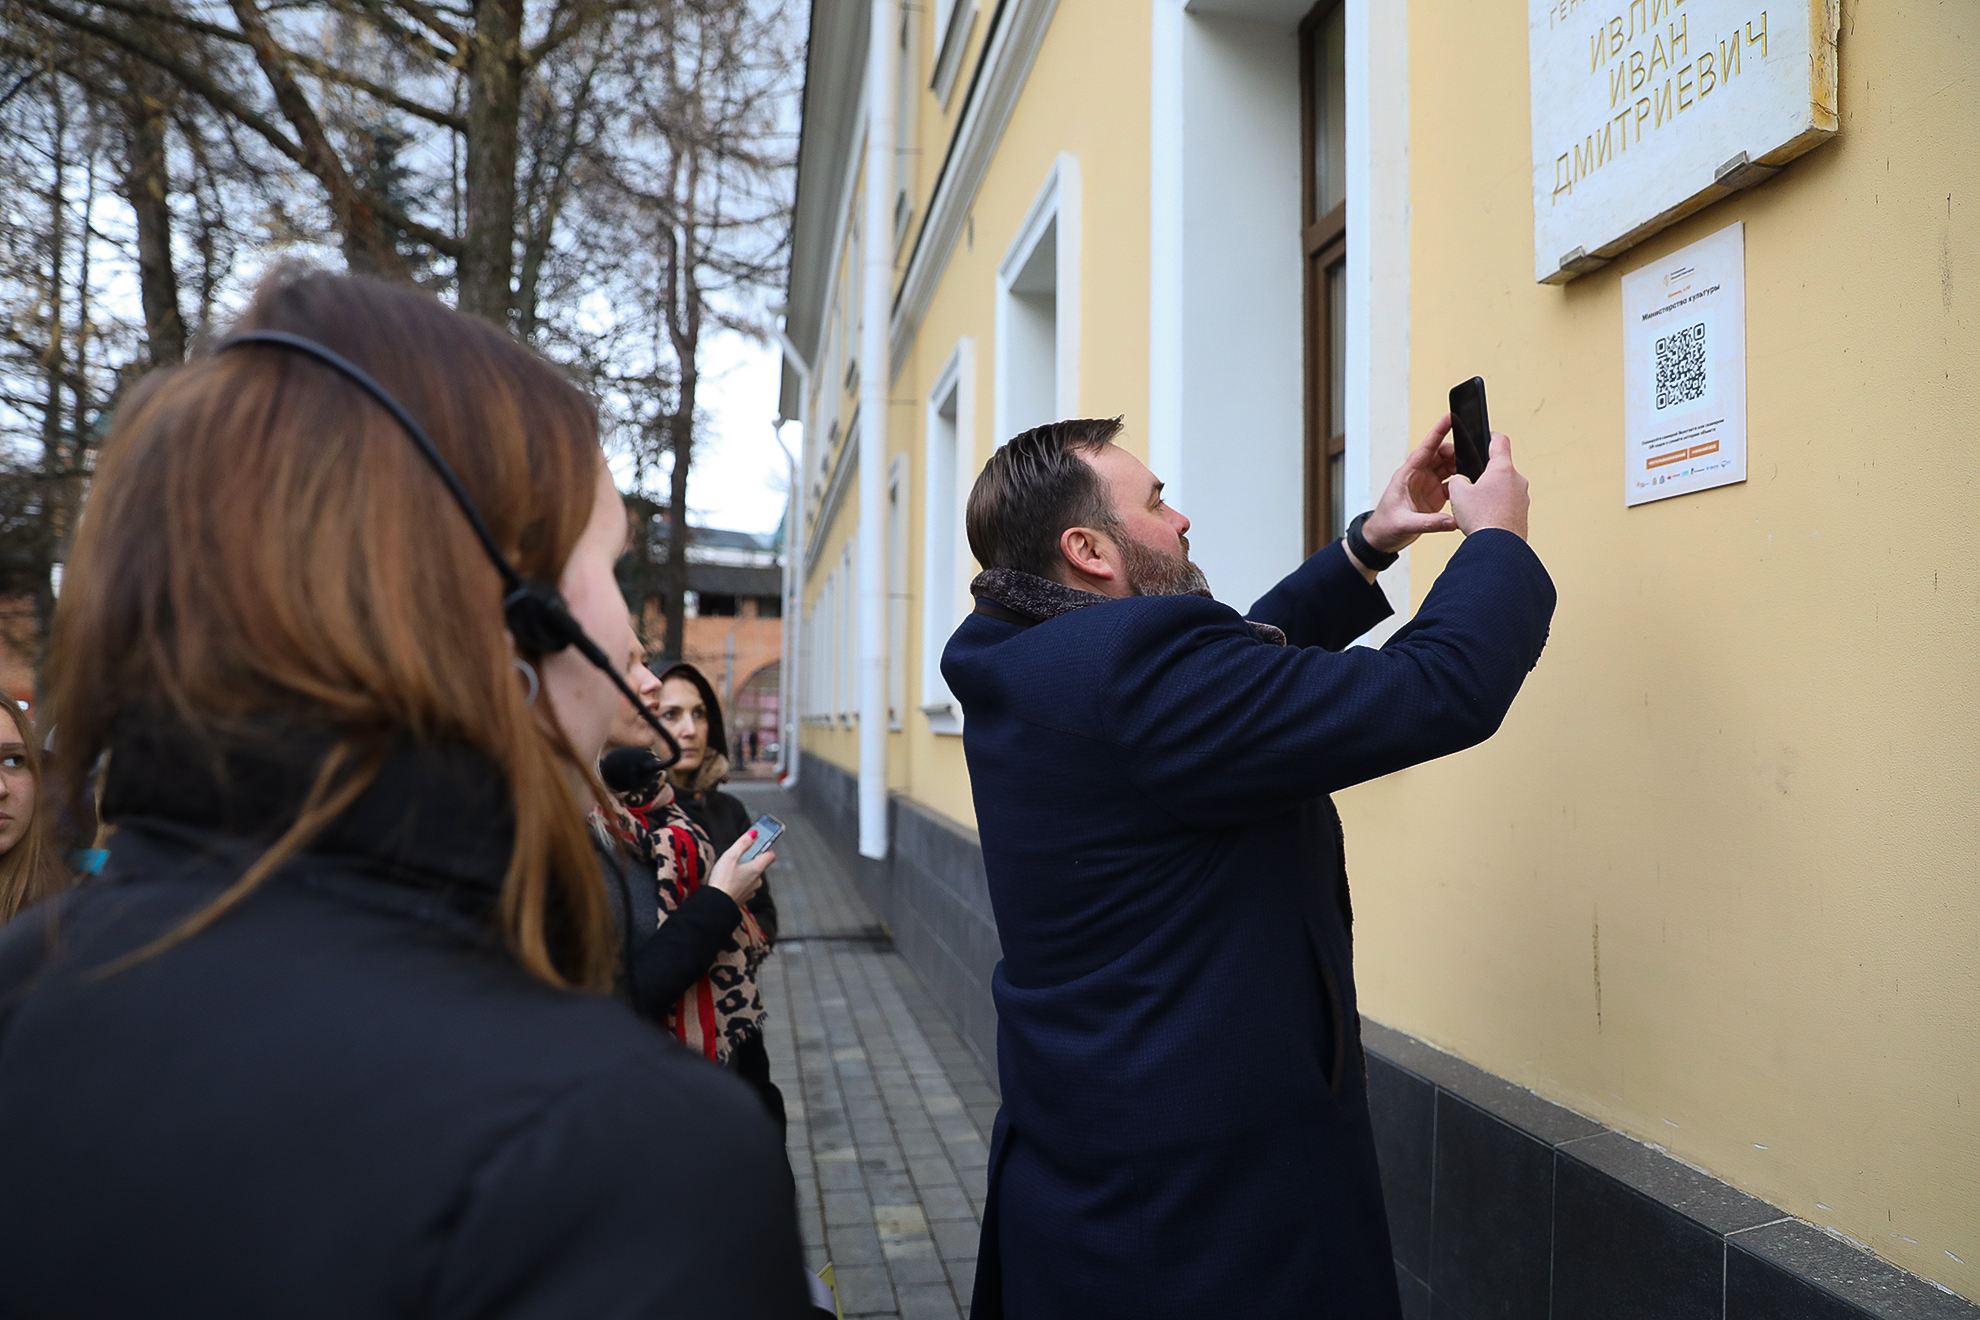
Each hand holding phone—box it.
[1448,376,1491,483]
[737,815,785,864]
[712,815,783,904]
[1442,377,1532,541]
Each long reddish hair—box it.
[0,698,68,924]
[49,269,617,989]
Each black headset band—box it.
[219,330,522,592]
[213,329,680,769]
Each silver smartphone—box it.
[738,814,785,864]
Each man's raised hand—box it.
[1447,431,1530,541]
[1362,414,1462,555]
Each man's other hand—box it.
[1360,415,1461,559]
[1448,431,1530,541]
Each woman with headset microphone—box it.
[0,270,817,1318]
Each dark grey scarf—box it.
[970,568,1287,647]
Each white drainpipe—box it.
[769,316,811,791]
[770,407,803,791]
[855,0,897,861]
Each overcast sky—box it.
[665,329,797,537]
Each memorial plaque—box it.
[1622,221,1745,506]
[1528,0,1838,285]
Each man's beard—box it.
[1115,527,1211,598]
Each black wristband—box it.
[1345,512,1399,572]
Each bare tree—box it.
[0,0,677,322]
[0,64,142,680]
[0,0,803,685]
[117,52,187,365]
[590,0,796,659]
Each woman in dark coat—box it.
[602,658,784,1127]
[654,662,776,936]
[0,271,812,1319]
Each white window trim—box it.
[811,577,830,724]
[1147,0,1407,626]
[1343,0,1412,640]
[891,0,1059,379]
[919,338,975,736]
[993,153,1081,447]
[887,453,910,732]
[895,1,919,254]
[931,0,978,109]
[827,570,840,722]
[838,545,856,725]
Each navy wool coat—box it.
[943,530,1555,1319]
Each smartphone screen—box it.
[1448,376,1491,483]
[737,814,785,864]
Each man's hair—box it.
[965,417,1125,579]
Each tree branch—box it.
[8,0,465,260]
[322,0,459,63]
[373,0,463,51]
[62,0,466,129]
[8,0,310,166]
[528,0,636,62]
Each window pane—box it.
[896,6,916,206]
[1311,4,1347,216]
[1328,261,1346,438]
[1328,452,1346,542]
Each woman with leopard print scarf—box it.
[597,635,783,1128]
[616,767,773,1063]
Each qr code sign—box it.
[1655,321,1708,410]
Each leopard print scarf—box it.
[617,778,769,1065]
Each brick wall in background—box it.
[640,597,783,771]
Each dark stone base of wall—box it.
[1364,1020,1975,1320]
[795,755,1974,1320]
[796,755,1001,1075]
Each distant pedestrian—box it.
[0,698,71,925]
[0,269,813,1319]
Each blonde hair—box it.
[50,270,617,989]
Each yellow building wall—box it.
[803,0,1154,835]
[796,0,1977,1294]
[799,453,862,777]
[1342,0,1978,1297]
[797,189,863,779]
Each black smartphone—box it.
[737,814,785,864]
[1448,376,1492,483]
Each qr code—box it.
[1655,322,1708,410]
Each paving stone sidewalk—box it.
[730,783,998,1320]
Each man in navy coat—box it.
[943,415,1554,1318]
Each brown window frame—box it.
[1300,0,1348,557]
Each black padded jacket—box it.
[0,728,812,1320]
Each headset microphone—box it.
[216,330,681,770]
